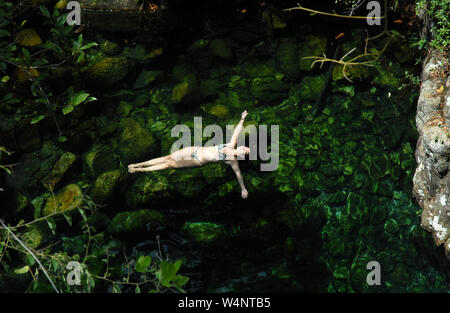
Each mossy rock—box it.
[298,75,326,101]
[42,184,83,216]
[251,76,288,102]
[16,28,42,46]
[298,35,327,71]
[91,169,123,203]
[207,104,230,119]
[373,63,401,90]
[83,148,100,177]
[182,222,225,244]
[116,101,133,117]
[243,60,277,78]
[171,79,195,104]
[125,174,171,208]
[133,70,162,89]
[16,66,40,84]
[99,39,122,56]
[107,209,165,234]
[41,152,78,191]
[276,38,299,79]
[122,44,163,62]
[118,118,158,164]
[83,55,129,87]
[21,222,51,249]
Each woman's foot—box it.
[128,164,136,173]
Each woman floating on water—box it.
[128,110,251,199]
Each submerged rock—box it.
[298,75,326,101]
[297,35,327,71]
[107,209,165,234]
[118,118,158,164]
[91,169,124,204]
[21,222,52,250]
[41,152,77,191]
[82,55,129,87]
[15,28,42,47]
[42,184,83,216]
[125,174,171,208]
[182,222,225,244]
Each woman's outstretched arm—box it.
[229,110,248,148]
[230,160,248,199]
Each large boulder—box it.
[412,50,450,261]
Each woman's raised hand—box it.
[241,110,248,119]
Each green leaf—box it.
[155,260,184,288]
[58,136,68,142]
[30,115,45,125]
[63,213,72,227]
[172,275,189,288]
[135,285,141,293]
[46,217,56,235]
[39,5,51,18]
[78,208,87,221]
[14,265,30,274]
[22,47,31,64]
[51,259,59,272]
[135,255,152,273]
[25,254,35,266]
[62,105,73,115]
[81,42,98,50]
[1,75,9,83]
[76,53,84,64]
[71,92,90,106]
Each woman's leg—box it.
[128,162,171,173]
[129,155,170,168]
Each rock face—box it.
[412,50,450,261]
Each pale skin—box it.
[128,110,250,199]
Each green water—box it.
[0,0,449,293]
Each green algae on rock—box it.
[91,169,124,204]
[107,209,165,234]
[125,174,171,208]
[118,118,158,164]
[81,55,129,87]
[182,222,225,244]
[41,152,78,191]
[42,184,83,216]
